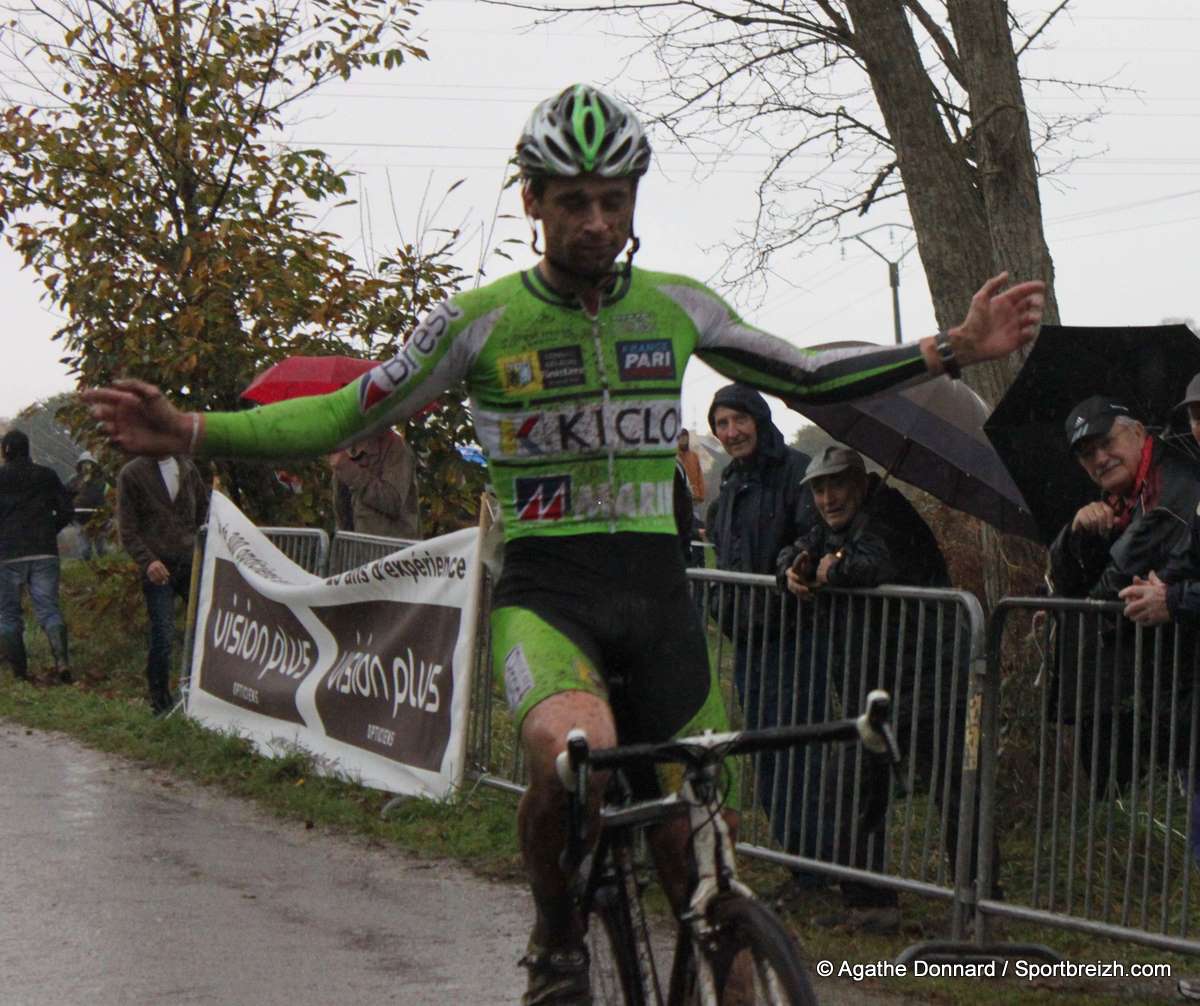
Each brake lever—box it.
[879,721,908,798]
[858,689,908,797]
[557,729,590,873]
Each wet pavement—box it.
[0,722,531,1005]
[0,721,931,1005]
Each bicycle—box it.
[555,688,901,1005]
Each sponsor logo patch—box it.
[514,476,571,521]
[487,400,680,458]
[498,352,542,395]
[358,302,463,412]
[538,345,585,389]
[504,644,535,711]
[617,339,675,381]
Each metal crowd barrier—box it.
[205,521,1200,958]
[259,526,330,576]
[689,569,984,934]
[460,563,987,933]
[969,597,1200,958]
[328,530,418,576]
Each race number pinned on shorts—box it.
[504,643,535,711]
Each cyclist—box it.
[85,83,1044,1006]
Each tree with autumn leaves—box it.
[0,0,484,532]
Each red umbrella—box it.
[240,356,377,405]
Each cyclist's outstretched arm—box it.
[85,298,476,459]
[687,270,1044,403]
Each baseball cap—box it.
[1175,373,1200,413]
[1064,395,1133,453]
[801,445,866,485]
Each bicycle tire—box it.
[586,883,654,1005]
[682,894,818,1006]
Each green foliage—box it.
[0,0,480,526]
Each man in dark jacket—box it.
[777,445,961,931]
[118,454,208,714]
[0,429,74,684]
[1048,396,1200,791]
[706,384,823,888]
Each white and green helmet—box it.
[517,84,652,179]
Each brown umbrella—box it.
[789,341,1039,540]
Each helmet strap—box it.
[619,233,640,277]
[529,221,542,256]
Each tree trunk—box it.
[844,2,991,334]
[947,0,1058,604]
[948,0,1061,411]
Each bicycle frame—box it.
[559,690,898,1006]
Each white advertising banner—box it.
[188,491,481,799]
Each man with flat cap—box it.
[1049,394,1200,792]
[776,444,961,931]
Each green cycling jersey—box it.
[202,265,928,541]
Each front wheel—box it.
[681,894,818,1005]
[586,879,660,1005]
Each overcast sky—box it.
[2,0,1198,443]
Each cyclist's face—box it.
[1073,420,1146,495]
[712,407,757,460]
[810,470,866,532]
[524,176,635,277]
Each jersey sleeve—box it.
[658,279,930,404]
[201,297,482,459]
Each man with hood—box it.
[0,429,74,684]
[706,383,827,894]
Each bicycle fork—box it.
[671,778,755,1006]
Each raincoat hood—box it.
[707,383,786,462]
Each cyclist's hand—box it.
[946,272,1045,366]
[82,379,196,456]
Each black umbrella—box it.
[788,342,1040,541]
[984,324,1200,544]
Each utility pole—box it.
[841,224,916,345]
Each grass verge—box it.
[1,557,1195,1004]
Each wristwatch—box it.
[934,331,962,380]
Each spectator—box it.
[330,428,420,540]
[706,383,823,893]
[777,445,962,933]
[117,453,208,714]
[1048,395,1200,792]
[66,451,110,559]
[1120,372,1200,627]
[678,428,709,565]
[672,453,696,566]
[1125,374,1200,1003]
[0,430,74,685]
[677,429,704,502]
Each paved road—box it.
[0,722,936,1005]
[0,723,532,1005]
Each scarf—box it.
[1107,436,1158,532]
